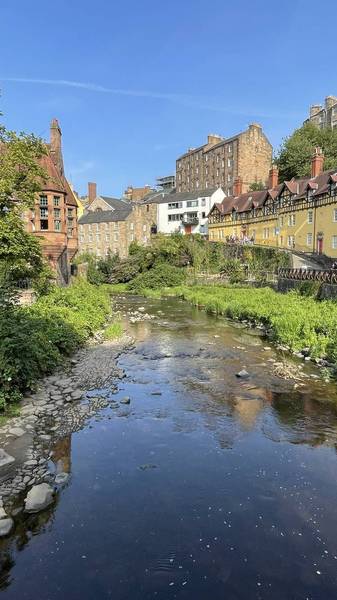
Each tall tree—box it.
[0,114,47,288]
[276,122,337,181]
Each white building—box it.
[143,187,225,236]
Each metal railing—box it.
[278,267,337,284]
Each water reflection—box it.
[1,295,337,599]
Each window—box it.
[186,200,198,208]
[280,216,284,227]
[168,202,182,209]
[89,233,93,242]
[80,235,84,243]
[202,212,206,218]
[332,236,337,249]
[307,233,313,246]
[114,232,118,241]
[54,220,61,231]
[228,158,232,168]
[40,219,48,230]
[308,210,313,224]
[130,233,134,242]
[54,208,60,218]
[40,195,48,206]
[222,159,225,168]
[53,196,60,207]
[263,228,269,239]
[205,155,208,162]
[288,214,296,226]
[216,169,219,177]
[228,144,232,154]
[114,222,119,230]
[196,180,199,188]
[280,235,284,246]
[333,209,337,222]
[96,233,100,241]
[96,223,99,232]
[201,198,206,206]
[227,174,232,183]
[130,222,134,230]
[168,214,183,222]
[40,207,48,218]
[105,233,110,241]
[205,181,208,189]
[287,235,295,248]
[216,155,219,163]
[89,224,92,231]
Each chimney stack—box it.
[50,118,64,176]
[311,147,324,178]
[88,182,97,204]
[233,176,243,197]
[268,165,279,189]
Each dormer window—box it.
[330,181,337,196]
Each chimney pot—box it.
[88,182,97,204]
[268,165,279,189]
[233,176,243,197]
[311,147,324,178]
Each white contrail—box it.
[0,77,301,119]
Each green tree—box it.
[276,122,337,181]
[0,113,48,293]
[249,181,265,191]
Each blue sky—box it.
[1,0,337,197]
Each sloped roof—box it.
[100,196,128,210]
[142,188,219,205]
[78,206,132,225]
[39,153,66,193]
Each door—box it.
[185,225,192,235]
[317,236,323,254]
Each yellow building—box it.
[208,149,337,258]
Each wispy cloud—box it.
[1,77,302,119]
[68,160,95,176]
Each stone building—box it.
[176,123,272,196]
[208,148,337,258]
[78,188,157,258]
[24,119,78,284]
[123,184,155,202]
[305,96,337,130]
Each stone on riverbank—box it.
[0,450,15,468]
[0,518,14,537]
[55,472,69,485]
[24,483,54,513]
[9,428,25,437]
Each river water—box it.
[2,295,337,599]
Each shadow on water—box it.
[2,294,337,599]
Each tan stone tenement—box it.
[176,124,272,196]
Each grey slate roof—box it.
[78,206,132,225]
[141,188,218,205]
[100,196,129,210]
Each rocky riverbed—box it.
[0,319,141,532]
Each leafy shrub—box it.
[127,264,186,293]
[0,279,119,409]
[297,281,321,298]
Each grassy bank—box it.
[112,283,337,364]
[0,279,122,411]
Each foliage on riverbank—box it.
[78,234,291,289]
[0,279,120,410]
[124,284,337,364]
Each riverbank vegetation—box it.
[78,234,290,290]
[0,280,120,411]
[128,284,337,364]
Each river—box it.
[1,294,337,599]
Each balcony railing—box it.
[182,216,199,225]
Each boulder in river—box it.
[24,483,54,513]
[236,369,249,378]
[120,396,131,404]
[55,472,69,485]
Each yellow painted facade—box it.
[209,169,337,258]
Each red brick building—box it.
[25,119,78,283]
